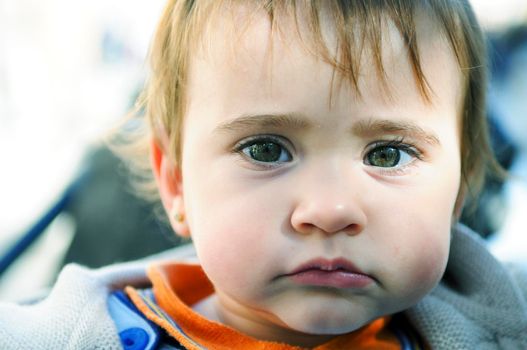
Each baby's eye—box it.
[239,137,292,164]
[365,144,416,168]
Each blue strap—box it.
[389,315,425,350]
[120,328,150,350]
[132,289,204,350]
[0,171,87,276]
[108,291,161,350]
[392,326,413,350]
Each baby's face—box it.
[173,8,462,343]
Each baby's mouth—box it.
[283,257,374,289]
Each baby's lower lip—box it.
[288,269,374,289]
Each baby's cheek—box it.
[398,232,449,300]
[413,243,448,289]
[377,223,450,310]
[194,221,274,297]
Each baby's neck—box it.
[192,293,335,348]
[192,294,221,322]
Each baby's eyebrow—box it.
[214,114,441,146]
[351,118,441,146]
[214,113,312,134]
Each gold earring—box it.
[174,212,185,223]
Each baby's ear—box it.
[151,139,190,237]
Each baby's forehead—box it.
[190,2,463,109]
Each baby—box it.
[1,1,526,349]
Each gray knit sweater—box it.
[0,225,525,350]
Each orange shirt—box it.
[126,262,406,350]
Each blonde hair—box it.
[118,0,500,210]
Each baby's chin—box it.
[270,292,422,336]
[270,300,382,336]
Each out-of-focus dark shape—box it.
[60,146,180,268]
[460,26,527,238]
[460,115,516,237]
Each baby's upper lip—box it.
[286,257,368,276]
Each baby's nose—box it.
[289,170,367,236]
[291,200,366,236]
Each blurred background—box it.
[0,0,526,301]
